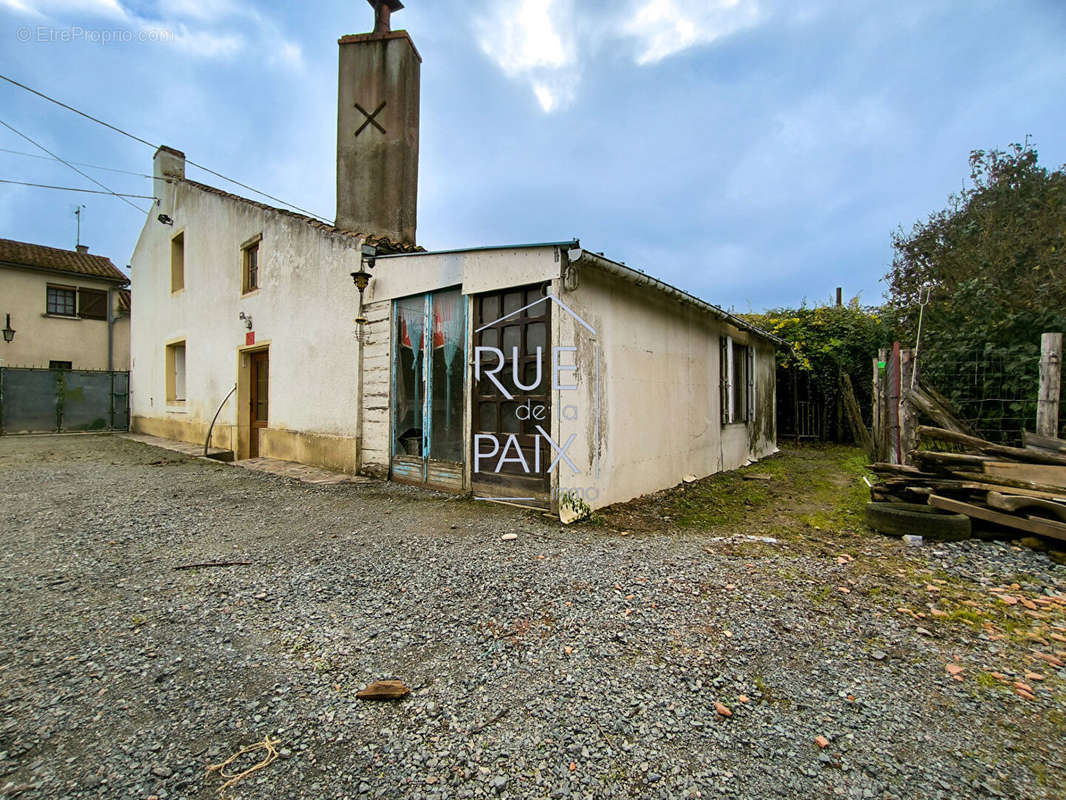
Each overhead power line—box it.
[0,118,149,213]
[0,72,332,224]
[0,146,153,178]
[0,178,156,198]
[0,74,156,148]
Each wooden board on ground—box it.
[1023,431,1066,455]
[986,491,1066,522]
[868,463,939,478]
[954,481,1066,503]
[983,461,1066,489]
[945,470,1066,498]
[911,451,995,469]
[928,495,1066,543]
[918,426,1066,467]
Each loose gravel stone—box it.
[0,435,1063,799]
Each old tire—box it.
[864,502,971,541]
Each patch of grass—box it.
[666,472,773,528]
[286,634,312,655]
[800,451,872,533]
[808,584,836,607]
[975,671,1004,690]
[945,607,983,625]
[661,444,871,531]
[751,673,792,708]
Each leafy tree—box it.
[885,141,1066,439]
[743,301,893,437]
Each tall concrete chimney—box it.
[336,0,420,245]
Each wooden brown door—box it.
[472,283,551,506]
[249,351,268,458]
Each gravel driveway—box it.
[1,434,1064,800]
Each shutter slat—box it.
[720,336,730,425]
[78,288,107,320]
[747,345,756,422]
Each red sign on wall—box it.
[246,331,255,346]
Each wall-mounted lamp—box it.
[360,243,377,268]
[351,244,376,324]
[2,313,15,344]
[157,214,174,225]
[238,311,253,331]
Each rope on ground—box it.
[205,735,281,795]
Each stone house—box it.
[129,6,783,518]
[0,237,130,371]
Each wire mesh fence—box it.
[918,348,1047,445]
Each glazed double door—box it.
[391,288,465,490]
[471,283,552,507]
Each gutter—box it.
[374,240,579,260]
[107,287,114,372]
[568,248,790,350]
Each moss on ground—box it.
[651,444,873,533]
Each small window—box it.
[166,341,186,403]
[732,344,750,423]
[720,337,755,425]
[47,285,77,316]
[242,238,260,294]
[78,288,107,320]
[171,232,185,293]
[49,360,72,371]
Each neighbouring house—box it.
[0,237,130,371]
[129,6,783,518]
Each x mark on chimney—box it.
[354,101,387,136]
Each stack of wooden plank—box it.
[869,427,1066,544]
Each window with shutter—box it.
[46,285,77,316]
[720,336,730,425]
[78,288,108,320]
[731,344,749,422]
[166,341,187,403]
[747,344,756,422]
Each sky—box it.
[0,0,1064,312]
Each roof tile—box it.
[0,238,128,283]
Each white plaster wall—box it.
[111,313,131,371]
[368,246,562,303]
[0,267,126,370]
[130,181,365,443]
[555,265,778,511]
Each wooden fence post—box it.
[899,348,918,465]
[875,348,888,461]
[872,356,881,459]
[1037,332,1063,438]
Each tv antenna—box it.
[74,204,86,248]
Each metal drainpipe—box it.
[107,287,114,372]
[354,290,366,473]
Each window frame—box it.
[241,234,262,295]
[46,284,78,317]
[165,340,187,404]
[720,336,756,425]
[732,342,750,424]
[171,231,185,294]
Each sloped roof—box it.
[0,237,128,283]
[182,179,424,254]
